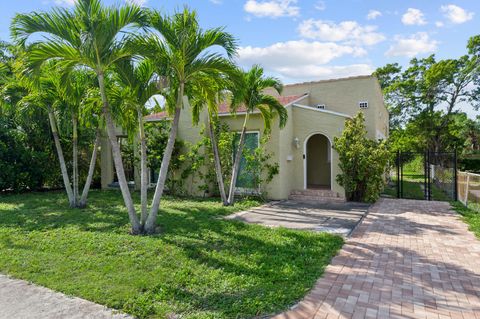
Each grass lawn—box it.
[0,190,343,319]
[451,201,480,239]
[383,172,452,201]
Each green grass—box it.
[451,201,480,239]
[0,190,343,319]
[383,171,452,201]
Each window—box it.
[359,101,369,109]
[233,132,259,189]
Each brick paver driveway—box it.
[273,199,480,319]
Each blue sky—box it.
[1,0,479,117]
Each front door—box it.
[305,134,331,189]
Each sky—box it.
[1,0,479,118]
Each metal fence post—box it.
[424,151,428,200]
[454,148,458,202]
[427,151,431,201]
[465,172,470,205]
[400,152,404,198]
[397,150,400,198]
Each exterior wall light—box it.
[293,137,300,149]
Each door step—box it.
[289,189,346,202]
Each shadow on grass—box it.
[0,190,344,318]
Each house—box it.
[100,75,389,200]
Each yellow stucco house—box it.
[100,75,388,201]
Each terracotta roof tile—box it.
[145,94,307,121]
[144,111,168,121]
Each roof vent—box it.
[359,101,369,109]
[315,104,326,109]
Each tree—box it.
[374,41,479,152]
[226,65,287,205]
[189,73,231,205]
[111,58,161,225]
[12,62,99,207]
[12,0,148,232]
[333,113,389,202]
[138,8,237,233]
[0,44,60,192]
[16,65,76,206]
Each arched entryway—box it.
[304,133,331,190]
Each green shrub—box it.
[333,113,389,202]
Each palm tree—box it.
[12,0,147,233]
[227,65,287,205]
[137,8,237,233]
[13,63,100,208]
[62,70,100,208]
[111,58,161,225]
[189,74,231,205]
[13,64,76,207]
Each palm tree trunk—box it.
[227,113,249,205]
[97,72,141,234]
[145,83,184,234]
[72,114,79,207]
[138,108,148,226]
[208,115,228,205]
[48,109,75,207]
[79,129,100,208]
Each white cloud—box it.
[244,0,300,18]
[51,0,76,6]
[236,40,371,80]
[435,21,444,27]
[210,0,223,4]
[238,41,366,67]
[298,19,385,46]
[125,0,148,5]
[275,64,375,80]
[441,4,474,24]
[315,1,326,11]
[386,32,438,57]
[367,10,382,20]
[402,8,427,25]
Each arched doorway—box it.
[304,133,331,190]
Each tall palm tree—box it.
[13,63,100,208]
[137,8,237,233]
[12,0,147,233]
[227,65,287,205]
[111,58,161,225]
[189,73,231,205]
[13,64,76,207]
[61,69,100,208]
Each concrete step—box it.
[290,189,342,197]
[288,194,346,202]
[289,189,346,202]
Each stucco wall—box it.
[289,106,346,195]
[279,75,388,140]
[104,75,388,200]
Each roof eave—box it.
[293,103,352,119]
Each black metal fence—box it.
[383,151,457,201]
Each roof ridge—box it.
[285,75,374,87]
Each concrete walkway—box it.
[273,199,480,319]
[0,275,131,319]
[226,200,369,237]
